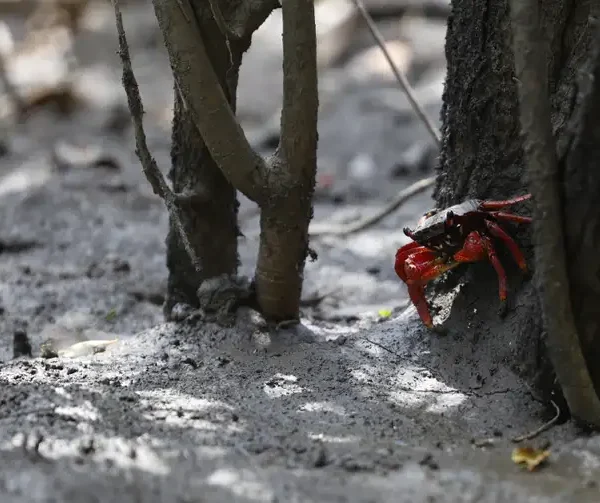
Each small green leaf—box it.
[378,309,392,318]
[105,309,118,322]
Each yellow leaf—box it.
[511,447,550,471]
[378,309,392,318]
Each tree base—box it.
[165,274,255,328]
[427,262,566,415]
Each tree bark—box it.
[152,0,318,323]
[510,0,600,425]
[433,0,595,403]
[161,1,253,316]
[254,0,319,321]
[563,21,600,402]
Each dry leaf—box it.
[511,446,550,471]
[59,339,118,358]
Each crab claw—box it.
[396,245,460,329]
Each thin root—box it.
[511,400,561,443]
[350,0,440,146]
[112,0,202,273]
[309,176,435,237]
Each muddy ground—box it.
[1,1,600,502]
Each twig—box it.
[308,176,435,237]
[511,400,561,443]
[306,2,440,239]
[509,0,600,426]
[112,0,202,273]
[350,0,441,147]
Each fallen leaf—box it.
[378,309,392,318]
[511,446,550,471]
[58,339,118,358]
[105,309,117,322]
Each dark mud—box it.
[0,1,599,502]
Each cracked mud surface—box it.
[1,2,600,502]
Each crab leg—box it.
[479,193,531,210]
[407,284,434,328]
[485,220,528,272]
[453,231,508,301]
[480,235,508,301]
[488,211,532,224]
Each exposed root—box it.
[511,401,561,443]
[309,176,435,237]
[112,0,202,273]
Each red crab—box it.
[394,194,532,328]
